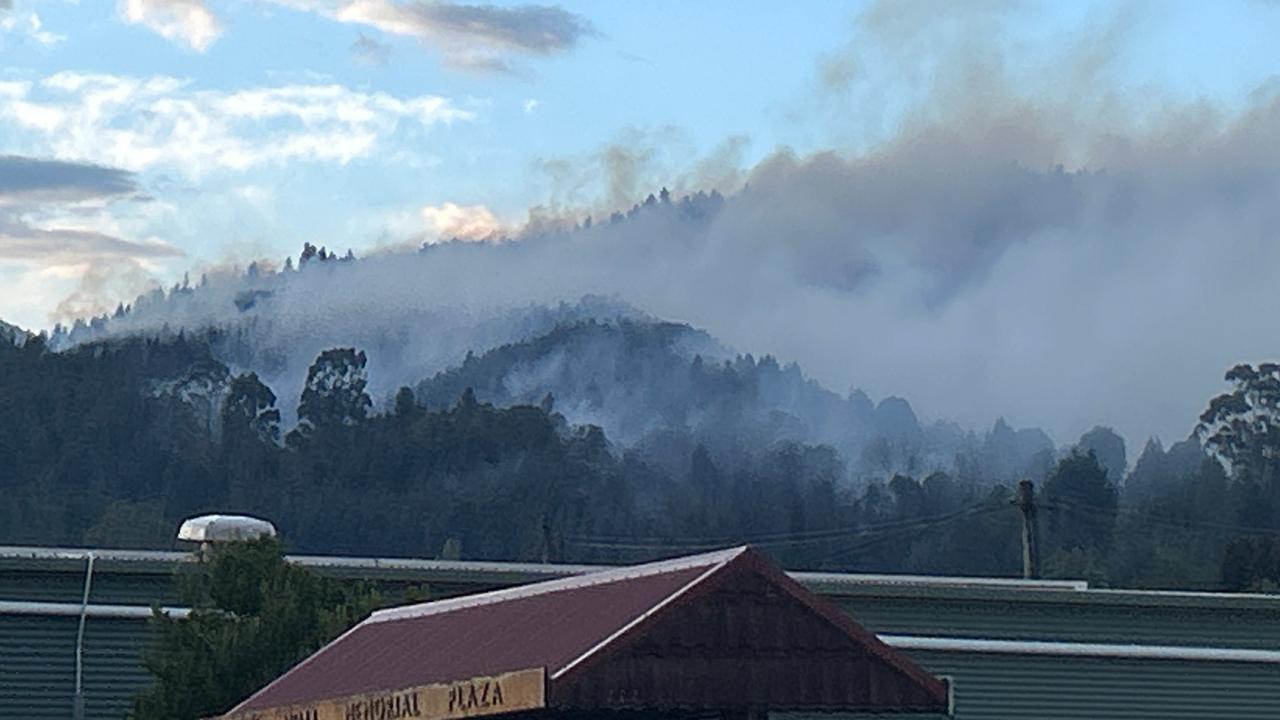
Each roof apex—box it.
[366,545,748,626]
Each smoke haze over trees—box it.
[6,326,1280,592]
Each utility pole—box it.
[1013,480,1040,579]
[540,513,554,564]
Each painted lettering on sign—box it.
[446,678,504,714]
[344,690,422,720]
[217,667,544,720]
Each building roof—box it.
[223,546,949,718]
[0,543,1084,590]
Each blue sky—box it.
[2,0,1280,331]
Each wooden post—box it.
[1014,480,1040,579]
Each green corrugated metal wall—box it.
[910,650,1280,720]
[793,652,1280,720]
[1,614,153,720]
[0,561,180,606]
[829,595,1280,650]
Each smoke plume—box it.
[65,1,1280,450]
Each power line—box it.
[566,501,1012,554]
[566,503,1006,550]
[812,505,1010,565]
[565,515,909,546]
[565,498,1014,548]
[1044,496,1280,538]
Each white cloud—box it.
[0,163,179,269]
[0,216,181,263]
[0,72,474,178]
[1,11,66,46]
[0,204,183,327]
[267,0,593,74]
[0,81,29,99]
[234,184,276,207]
[27,12,63,46]
[522,98,540,114]
[118,0,221,52]
[0,261,76,330]
[420,202,505,242]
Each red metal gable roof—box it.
[224,546,949,718]
[228,547,740,714]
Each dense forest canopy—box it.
[4,301,1280,591]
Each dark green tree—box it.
[393,385,420,418]
[129,537,377,720]
[222,372,281,445]
[1198,363,1280,486]
[1198,363,1280,528]
[289,348,371,446]
[221,372,281,506]
[1077,426,1126,484]
[1221,536,1280,592]
[889,474,925,519]
[1043,450,1118,554]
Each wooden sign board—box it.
[219,667,546,720]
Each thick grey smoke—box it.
[69,0,1280,451]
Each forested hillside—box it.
[3,326,1280,591]
[417,319,1059,483]
[41,227,1065,484]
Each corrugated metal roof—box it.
[230,551,727,712]
[225,546,949,717]
[0,600,188,619]
[13,543,1280,612]
[0,544,1089,590]
[884,635,1280,664]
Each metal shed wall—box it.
[824,593,1280,650]
[0,551,184,606]
[0,614,153,720]
[907,649,1280,720]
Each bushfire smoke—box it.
[54,1,1280,452]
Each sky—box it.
[3,0,1280,448]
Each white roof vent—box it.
[177,514,277,543]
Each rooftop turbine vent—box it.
[177,514,277,543]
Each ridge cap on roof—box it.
[365,545,748,625]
